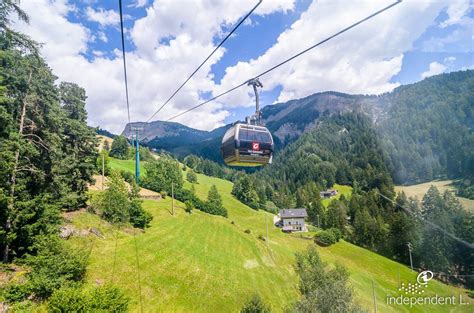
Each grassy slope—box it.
[321,184,352,207]
[395,180,474,212]
[69,161,470,312]
[108,158,147,176]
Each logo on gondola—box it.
[252,142,260,151]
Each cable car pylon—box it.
[130,125,143,182]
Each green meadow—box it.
[66,159,471,312]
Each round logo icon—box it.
[252,142,260,151]
[417,270,434,285]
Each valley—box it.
[65,159,471,312]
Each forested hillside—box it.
[378,71,474,191]
[129,71,474,194]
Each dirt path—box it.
[89,175,161,200]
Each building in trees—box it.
[276,209,308,232]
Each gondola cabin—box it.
[221,123,274,167]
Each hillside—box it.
[122,70,474,188]
[395,180,474,212]
[65,160,471,312]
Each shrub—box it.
[314,230,337,246]
[47,285,85,312]
[185,200,193,214]
[244,229,251,234]
[258,235,266,241]
[48,284,129,312]
[120,170,135,184]
[240,294,271,313]
[129,199,153,229]
[93,171,130,225]
[186,170,198,184]
[109,135,130,159]
[3,284,30,302]
[160,191,168,199]
[328,228,343,241]
[89,284,129,311]
[3,237,87,302]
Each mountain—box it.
[121,70,474,185]
[122,92,384,158]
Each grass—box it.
[395,180,474,212]
[108,158,147,176]
[321,184,352,207]
[73,163,471,312]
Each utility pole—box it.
[101,153,105,190]
[372,279,378,313]
[407,242,414,271]
[130,126,143,183]
[171,182,175,216]
[266,215,269,242]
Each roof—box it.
[279,209,308,218]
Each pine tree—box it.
[208,185,223,210]
[109,135,130,160]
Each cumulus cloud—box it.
[213,0,453,108]
[440,0,472,28]
[421,62,447,79]
[13,0,294,132]
[12,0,470,133]
[131,0,149,8]
[86,7,120,27]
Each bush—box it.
[141,157,184,194]
[314,230,337,246]
[120,170,135,184]
[3,284,30,303]
[240,294,271,313]
[244,229,251,234]
[185,200,193,214]
[129,199,153,229]
[48,284,129,312]
[328,228,343,241]
[160,191,168,199]
[109,135,130,159]
[258,235,266,241]
[92,171,130,225]
[3,237,87,302]
[186,170,198,184]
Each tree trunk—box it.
[3,71,32,263]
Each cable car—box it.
[221,78,274,167]
[221,123,273,167]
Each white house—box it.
[278,209,308,232]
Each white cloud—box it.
[440,0,472,28]
[86,7,120,27]
[97,30,108,42]
[13,0,294,133]
[12,0,468,133]
[131,0,148,8]
[214,0,450,108]
[421,62,447,79]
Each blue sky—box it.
[14,0,474,132]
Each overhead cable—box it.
[144,0,263,123]
[165,0,403,122]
